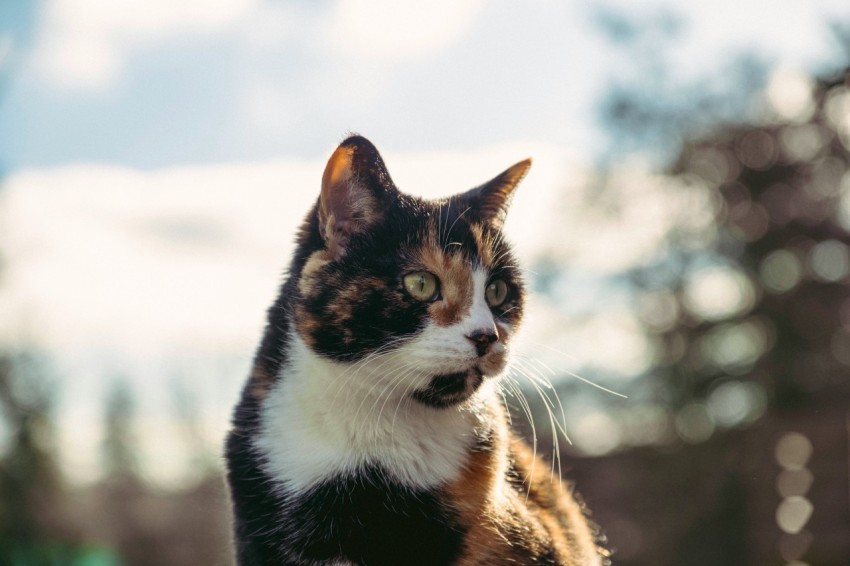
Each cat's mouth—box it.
[411,367,484,408]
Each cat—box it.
[225,135,606,566]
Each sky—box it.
[1,0,850,484]
[2,0,849,169]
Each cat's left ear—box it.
[462,158,532,229]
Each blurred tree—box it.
[633,68,850,416]
[101,379,140,482]
[0,352,76,564]
[551,62,850,566]
[169,377,218,482]
[583,10,850,419]
[88,377,233,566]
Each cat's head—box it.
[291,135,529,408]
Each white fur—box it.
[468,270,498,333]
[256,268,504,493]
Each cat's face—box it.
[292,136,529,408]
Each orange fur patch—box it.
[468,223,495,267]
[444,400,603,565]
[247,363,275,402]
[418,242,474,327]
[294,307,320,347]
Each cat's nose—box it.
[466,328,499,357]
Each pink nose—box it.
[466,328,499,357]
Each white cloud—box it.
[324,0,483,59]
[32,0,260,90]
[29,0,484,91]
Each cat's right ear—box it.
[462,158,532,230]
[319,136,391,259]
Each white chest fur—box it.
[255,335,493,493]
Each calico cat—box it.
[225,135,605,566]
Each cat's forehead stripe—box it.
[418,243,474,327]
[469,223,494,267]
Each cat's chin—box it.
[411,367,485,409]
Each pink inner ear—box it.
[318,144,382,259]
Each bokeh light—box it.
[775,432,813,471]
[674,402,715,443]
[683,265,756,321]
[808,239,850,283]
[766,68,815,123]
[760,249,804,293]
[706,380,767,428]
[776,468,814,499]
[776,496,814,535]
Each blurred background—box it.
[2,1,850,565]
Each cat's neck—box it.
[255,334,495,492]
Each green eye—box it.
[403,271,440,301]
[485,279,509,307]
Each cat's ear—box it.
[319,136,394,259]
[463,158,531,229]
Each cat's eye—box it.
[485,279,509,307]
[403,271,440,302]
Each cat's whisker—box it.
[353,358,421,434]
[527,361,572,455]
[510,360,569,476]
[523,340,581,362]
[519,341,628,399]
[324,336,415,405]
[439,196,452,245]
[390,367,431,436]
[326,348,402,416]
[358,356,425,420]
[375,363,426,433]
[498,305,522,317]
[513,356,572,444]
[495,384,513,428]
[330,358,404,438]
[496,262,538,277]
[512,362,564,482]
[501,375,537,502]
[442,206,471,251]
[502,374,536,445]
[320,337,407,401]
[368,373,410,435]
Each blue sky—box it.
[2,0,849,171]
[2,0,850,483]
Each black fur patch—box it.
[412,369,484,408]
[226,453,466,565]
